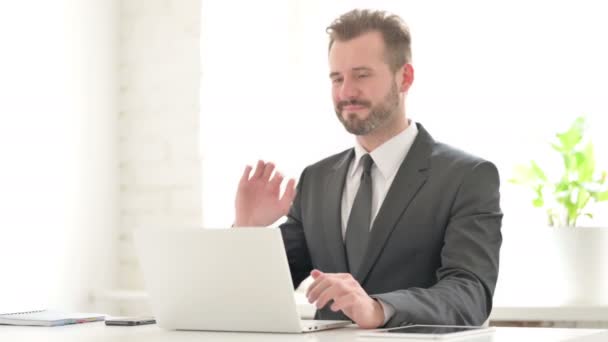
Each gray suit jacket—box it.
[279,123,502,327]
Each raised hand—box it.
[234,160,296,227]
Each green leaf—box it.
[530,161,548,181]
[532,185,545,207]
[556,117,585,152]
[562,152,576,173]
[577,143,595,182]
[595,190,608,202]
[551,143,563,153]
[510,164,538,185]
[554,181,570,201]
[575,187,591,215]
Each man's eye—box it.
[357,74,369,78]
[332,78,343,84]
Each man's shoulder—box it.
[430,141,494,170]
[304,148,353,173]
[416,123,494,170]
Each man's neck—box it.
[357,116,409,152]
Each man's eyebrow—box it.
[329,67,372,78]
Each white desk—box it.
[490,305,608,322]
[0,322,606,342]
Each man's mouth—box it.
[338,100,371,112]
[342,104,367,111]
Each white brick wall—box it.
[117,0,202,301]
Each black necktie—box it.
[345,154,374,275]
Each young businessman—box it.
[234,9,503,329]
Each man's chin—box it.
[342,119,373,136]
[345,127,372,136]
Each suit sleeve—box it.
[372,161,503,327]
[279,167,313,289]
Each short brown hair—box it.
[326,9,412,72]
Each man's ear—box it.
[399,64,414,93]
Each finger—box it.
[267,171,283,196]
[239,165,253,185]
[307,276,333,303]
[279,178,297,211]
[251,160,265,179]
[306,270,325,297]
[316,281,348,309]
[313,275,360,308]
[261,162,275,182]
[306,274,326,300]
[306,272,344,298]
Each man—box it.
[234,9,502,329]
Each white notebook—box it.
[0,310,105,327]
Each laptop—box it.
[134,227,351,333]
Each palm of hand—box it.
[235,161,296,227]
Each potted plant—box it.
[508,116,608,306]
[510,116,608,226]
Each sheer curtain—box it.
[0,1,117,312]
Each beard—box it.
[335,82,400,136]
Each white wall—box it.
[0,1,118,312]
[117,0,202,304]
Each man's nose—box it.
[339,78,360,100]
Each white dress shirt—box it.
[340,120,418,324]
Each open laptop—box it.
[134,227,351,333]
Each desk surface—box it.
[0,322,606,342]
[490,305,608,322]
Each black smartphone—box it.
[105,316,156,326]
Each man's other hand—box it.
[306,269,385,329]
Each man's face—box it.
[329,31,402,135]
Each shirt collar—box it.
[350,120,419,180]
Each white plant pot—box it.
[494,226,608,306]
[551,227,608,305]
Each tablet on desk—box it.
[359,325,495,340]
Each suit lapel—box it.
[322,149,354,274]
[355,124,433,283]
